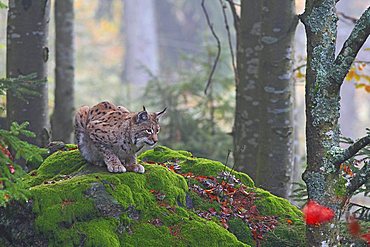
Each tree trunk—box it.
[51,0,75,143]
[301,1,370,245]
[233,0,296,198]
[6,0,51,147]
[121,0,159,89]
[94,0,113,21]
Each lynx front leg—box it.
[124,155,145,174]
[100,146,126,173]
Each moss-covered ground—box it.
[16,145,305,246]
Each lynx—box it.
[74,101,166,173]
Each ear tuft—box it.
[156,107,167,120]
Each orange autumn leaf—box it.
[365,85,370,93]
[340,164,353,177]
[346,69,355,80]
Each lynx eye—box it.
[145,129,154,135]
[156,127,160,133]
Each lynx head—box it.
[132,106,166,147]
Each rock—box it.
[0,146,306,247]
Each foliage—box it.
[0,75,47,207]
[346,62,370,92]
[295,57,370,93]
[0,122,46,206]
[0,1,7,9]
[144,47,235,162]
[0,74,45,106]
[290,131,370,245]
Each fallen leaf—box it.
[347,216,361,237]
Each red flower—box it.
[303,200,335,225]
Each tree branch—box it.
[337,11,357,24]
[225,0,239,30]
[201,0,221,95]
[346,163,370,195]
[219,0,238,85]
[334,134,370,166]
[331,6,370,87]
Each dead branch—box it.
[219,0,238,85]
[201,0,221,95]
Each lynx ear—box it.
[156,107,167,120]
[136,106,149,123]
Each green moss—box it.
[254,188,302,221]
[228,218,254,244]
[16,145,304,246]
[253,188,306,246]
[26,150,89,187]
[75,218,121,247]
[263,223,306,247]
[139,146,254,187]
[180,220,247,247]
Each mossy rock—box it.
[0,146,305,247]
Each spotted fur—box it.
[74,101,166,173]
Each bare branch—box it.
[331,6,370,87]
[347,163,370,195]
[293,63,306,72]
[225,0,239,30]
[337,11,357,24]
[334,134,370,166]
[201,0,221,95]
[219,0,238,85]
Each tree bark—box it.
[6,0,51,147]
[233,0,296,198]
[301,1,370,245]
[121,0,159,89]
[51,0,75,143]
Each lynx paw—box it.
[107,163,127,173]
[126,164,145,174]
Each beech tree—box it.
[300,1,370,245]
[6,0,51,147]
[231,0,296,198]
[51,0,75,143]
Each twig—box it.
[331,6,370,86]
[346,163,370,195]
[201,0,221,95]
[334,134,370,166]
[219,0,238,85]
[354,60,370,65]
[337,11,358,24]
[222,149,232,174]
[293,64,306,72]
[225,0,240,30]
